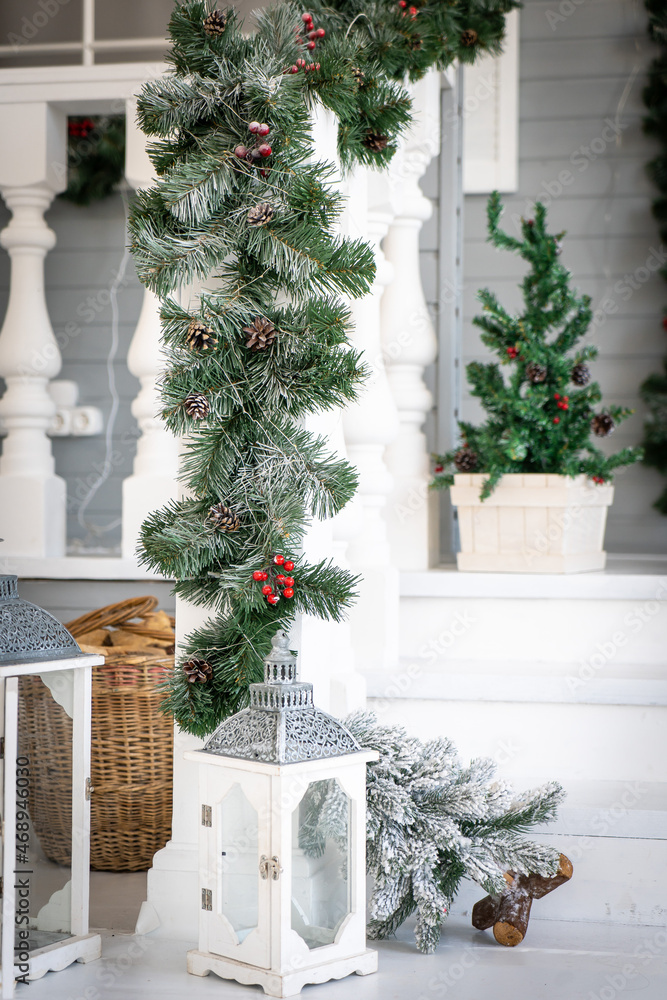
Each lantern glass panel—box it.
[219,782,259,943]
[291,778,351,950]
[15,672,73,945]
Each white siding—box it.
[463,0,667,553]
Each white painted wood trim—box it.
[0,656,103,680]
[2,556,169,581]
[1,677,18,999]
[463,9,519,193]
[69,666,91,937]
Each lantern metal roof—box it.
[0,575,83,664]
[204,631,360,764]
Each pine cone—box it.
[351,66,365,84]
[203,10,227,35]
[454,447,478,472]
[186,318,217,352]
[409,36,423,51]
[525,362,547,384]
[247,202,274,227]
[571,363,591,386]
[183,657,213,684]
[461,29,478,47]
[363,131,389,152]
[591,413,615,437]
[243,316,277,351]
[208,503,240,531]
[183,392,210,420]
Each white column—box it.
[0,103,67,557]
[342,170,400,673]
[297,105,368,715]
[122,100,180,560]
[381,71,441,570]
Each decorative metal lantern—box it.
[186,631,378,997]
[0,576,102,998]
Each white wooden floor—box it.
[19,873,667,1000]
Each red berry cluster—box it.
[234,122,272,168]
[506,346,518,360]
[592,475,606,485]
[69,118,96,139]
[286,12,324,73]
[398,1,419,17]
[252,554,296,606]
[434,463,444,474]
[552,392,569,424]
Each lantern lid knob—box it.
[264,630,298,685]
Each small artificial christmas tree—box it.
[640,0,667,514]
[433,192,642,499]
[303,713,564,953]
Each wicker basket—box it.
[18,597,175,872]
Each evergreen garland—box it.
[433,193,642,499]
[640,0,667,514]
[129,1,518,736]
[59,116,126,206]
[303,713,564,953]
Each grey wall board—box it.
[462,0,667,553]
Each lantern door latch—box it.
[259,855,282,881]
[85,778,94,800]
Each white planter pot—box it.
[450,473,614,574]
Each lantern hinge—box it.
[85,777,94,800]
[259,855,283,881]
[201,888,212,911]
[201,804,212,827]
[0,736,4,759]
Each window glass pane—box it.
[15,672,74,950]
[291,778,351,950]
[219,782,259,943]
[94,0,173,40]
[0,0,83,45]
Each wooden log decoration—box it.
[472,854,573,946]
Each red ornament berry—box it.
[267,594,280,605]
[276,574,286,584]
[234,144,249,159]
[253,571,264,581]
[261,584,273,595]
[257,123,270,137]
[260,572,269,581]
[284,577,295,587]
[553,417,560,424]
[308,29,318,39]
[290,65,298,73]
[592,475,605,485]
[563,395,569,402]
[302,12,312,22]
[284,560,295,571]
[315,62,320,70]
[274,554,285,565]
[248,121,261,134]
[260,169,269,178]
[506,346,518,359]
[409,5,418,15]
[554,392,560,399]
[434,464,444,473]
[257,143,272,157]
[307,40,316,50]
[399,1,407,6]
[283,588,294,599]
[316,27,325,37]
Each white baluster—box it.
[381,70,441,569]
[0,103,67,557]
[122,100,180,560]
[342,169,400,673]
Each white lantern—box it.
[186,631,378,997]
[0,575,102,998]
